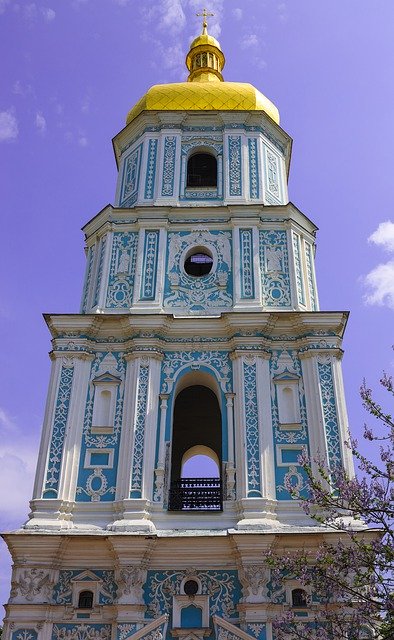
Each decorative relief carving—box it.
[292,232,305,306]
[121,144,142,205]
[145,570,240,620]
[239,229,255,299]
[53,570,117,605]
[117,566,147,604]
[106,232,138,309]
[161,350,232,395]
[305,241,317,310]
[144,138,158,200]
[248,138,259,199]
[247,625,265,640]
[140,231,159,300]
[11,568,53,603]
[93,235,107,308]
[318,360,342,470]
[259,230,291,307]
[240,564,269,602]
[265,148,281,201]
[228,136,242,196]
[130,362,150,497]
[43,364,74,498]
[12,630,38,640]
[164,228,232,311]
[161,136,176,197]
[276,464,305,495]
[52,625,111,640]
[81,245,95,313]
[117,625,138,640]
[243,361,262,497]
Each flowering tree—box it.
[267,373,394,640]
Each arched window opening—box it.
[292,588,308,608]
[169,385,222,512]
[187,153,217,188]
[78,590,94,609]
[182,453,219,479]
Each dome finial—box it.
[196,7,214,35]
[186,9,225,83]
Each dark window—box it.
[187,153,217,188]
[184,251,213,277]
[292,588,308,608]
[184,579,199,596]
[78,590,94,609]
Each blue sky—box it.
[1,0,394,619]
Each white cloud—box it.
[35,111,47,134]
[0,406,39,528]
[78,135,88,147]
[0,0,10,14]
[81,95,91,114]
[23,2,38,20]
[363,221,394,310]
[241,33,259,49]
[232,7,242,21]
[41,6,55,21]
[368,220,394,252]
[0,109,19,142]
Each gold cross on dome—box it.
[197,7,214,31]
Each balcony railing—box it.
[168,478,222,511]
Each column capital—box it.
[124,349,164,363]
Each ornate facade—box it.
[3,20,355,640]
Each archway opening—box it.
[187,153,217,188]
[169,384,222,511]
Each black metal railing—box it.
[168,478,222,511]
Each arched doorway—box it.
[168,384,222,511]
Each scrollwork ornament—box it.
[117,566,146,604]
[11,568,53,603]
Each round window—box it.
[183,579,199,596]
[184,250,213,277]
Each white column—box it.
[231,352,247,499]
[141,354,163,501]
[59,352,95,502]
[115,353,138,500]
[331,352,355,477]
[225,393,235,467]
[256,354,276,501]
[97,230,113,311]
[299,351,330,477]
[154,393,169,502]
[32,353,63,499]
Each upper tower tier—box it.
[80,25,318,316]
[112,24,288,210]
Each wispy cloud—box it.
[0,0,10,15]
[0,406,39,527]
[35,111,47,134]
[277,2,289,23]
[363,220,394,310]
[0,109,19,142]
[41,6,55,21]
[140,0,223,79]
[241,33,259,49]
[232,7,242,21]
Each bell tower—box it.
[2,18,354,640]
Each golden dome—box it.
[126,82,280,125]
[126,20,280,126]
